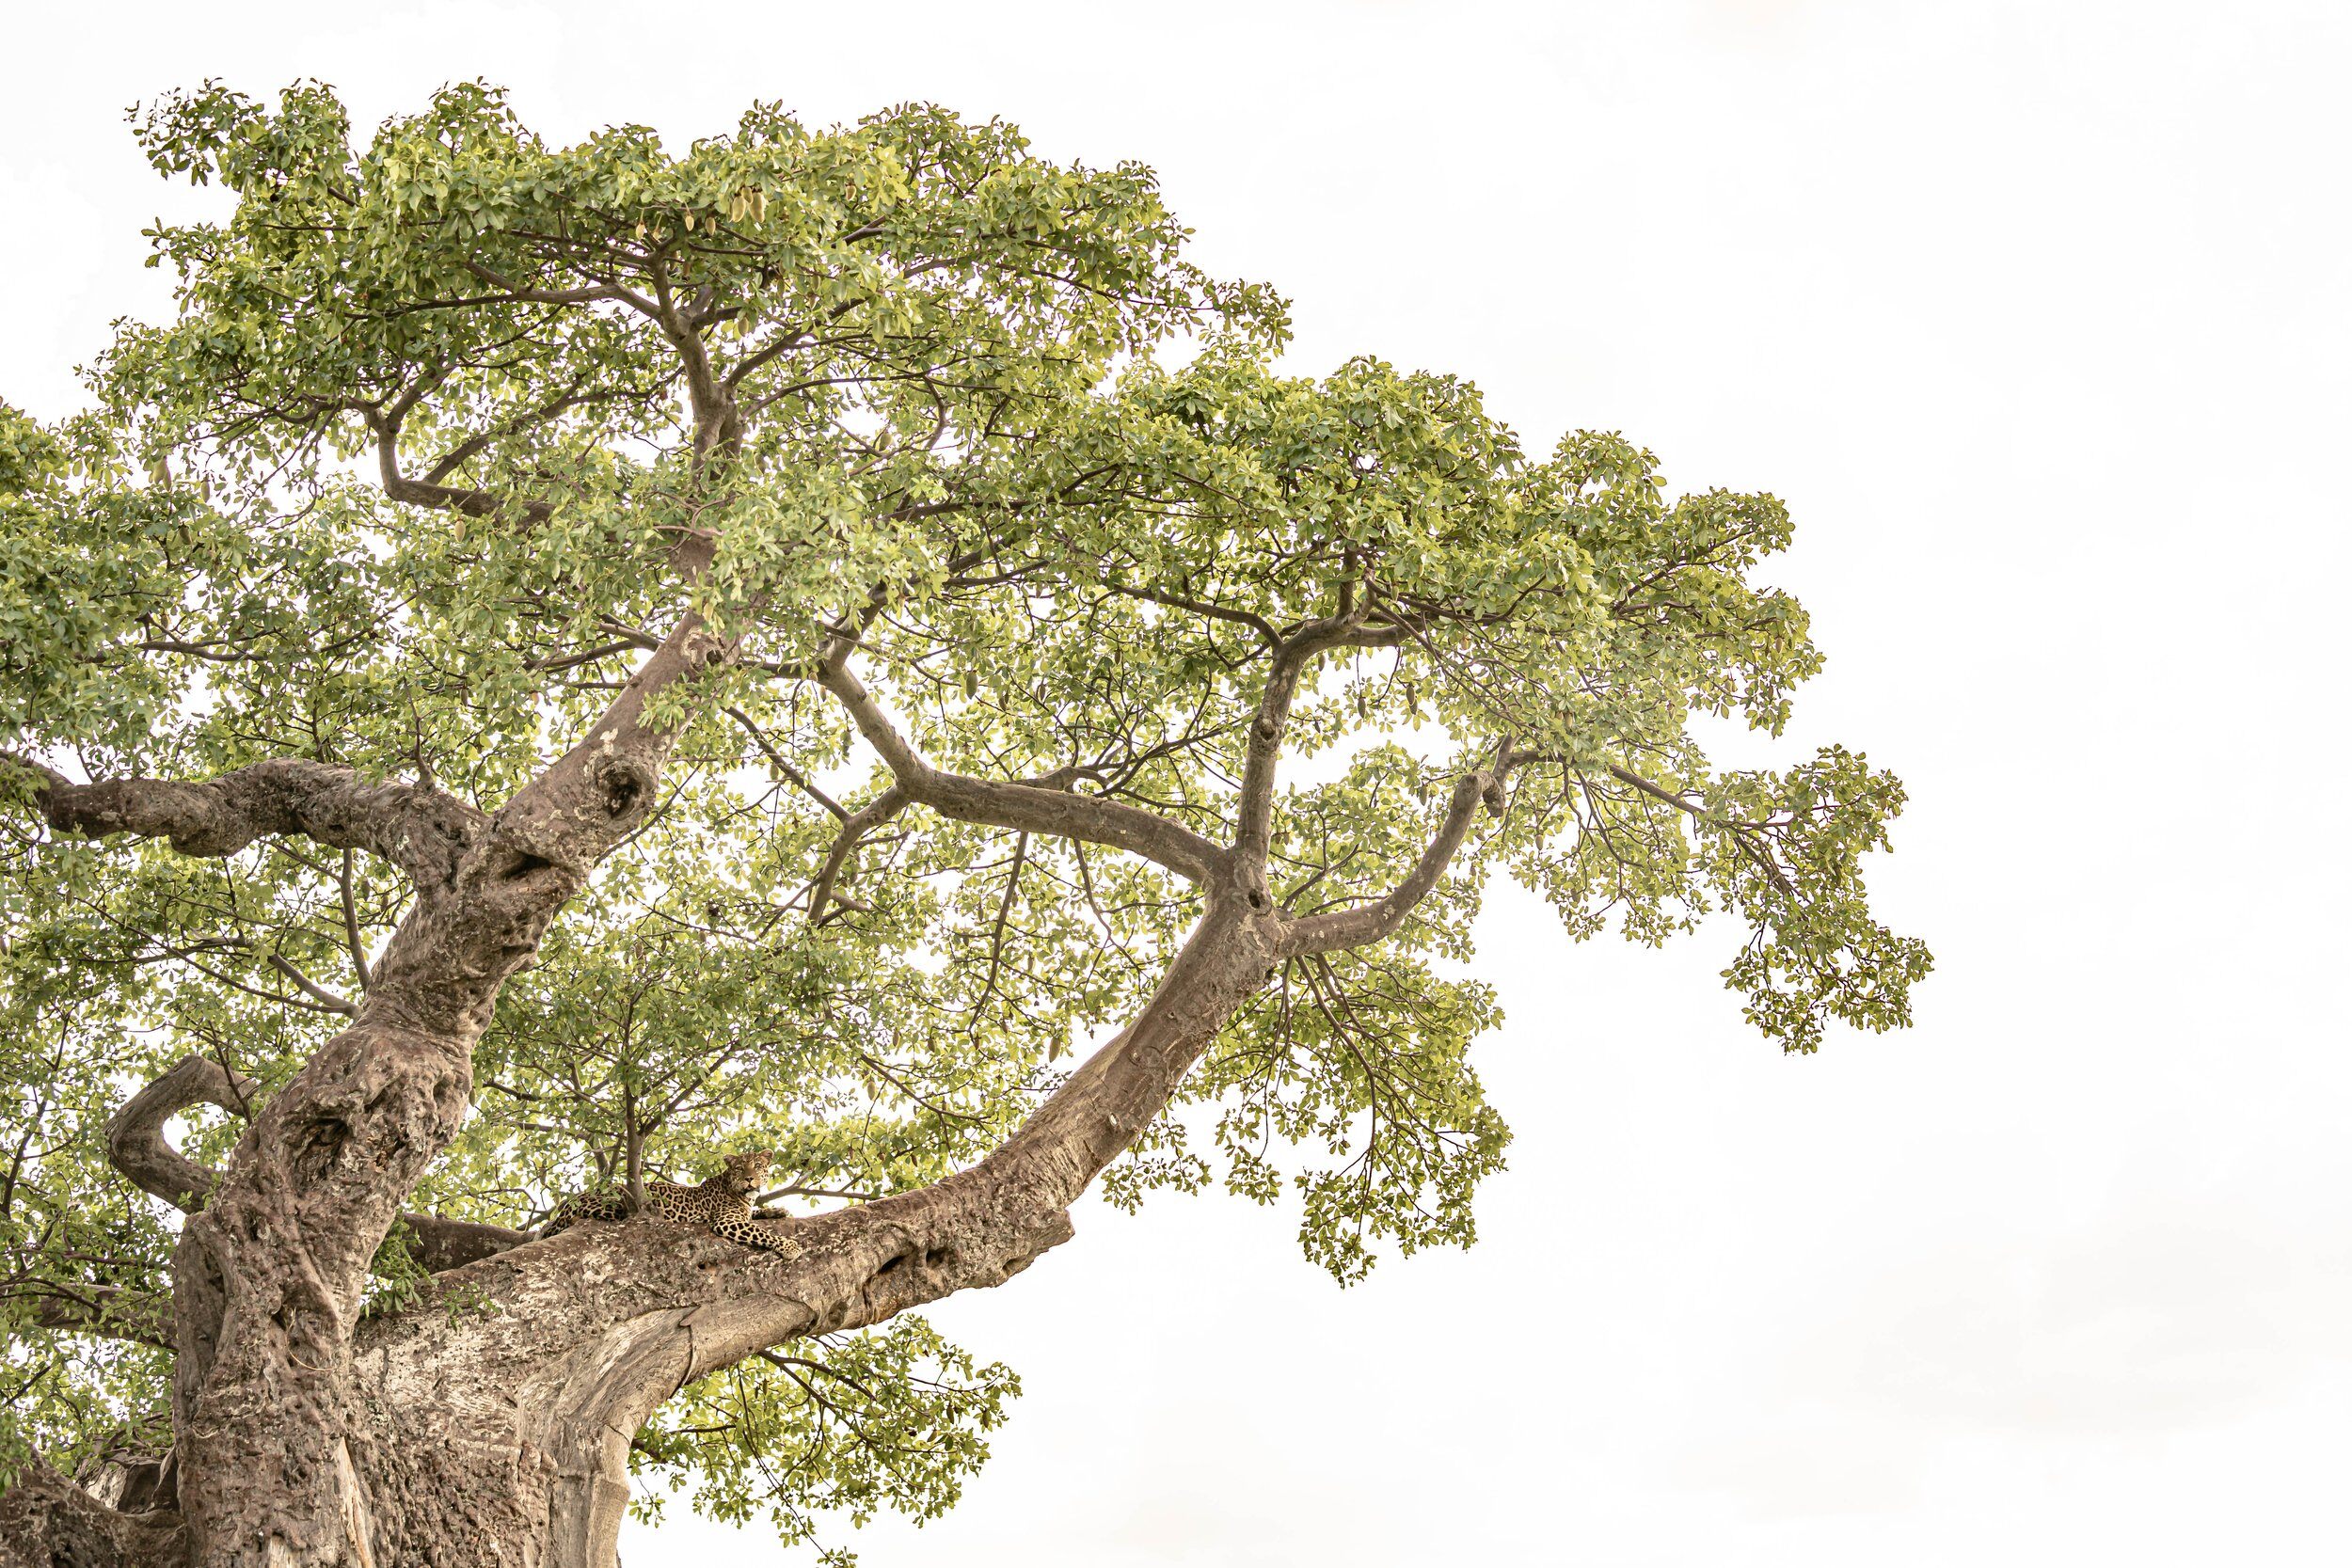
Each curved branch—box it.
[265,954,358,1016]
[395,889,1286,1365]
[105,1054,252,1212]
[373,420,556,525]
[363,371,560,528]
[9,754,485,889]
[814,660,1229,884]
[1277,767,1495,956]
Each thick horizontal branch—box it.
[814,660,1230,884]
[397,1212,532,1274]
[10,754,485,889]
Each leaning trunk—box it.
[166,1015,480,1567]
[5,889,1277,1568]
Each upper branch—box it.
[1232,617,1406,866]
[19,1285,175,1351]
[8,754,485,889]
[813,658,1230,884]
[1277,762,1500,956]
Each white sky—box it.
[6,2,2348,1563]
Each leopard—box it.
[539,1149,798,1254]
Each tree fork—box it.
[0,82,1923,1568]
[11,570,739,1566]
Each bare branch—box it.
[1278,768,1495,956]
[10,754,485,889]
[814,659,1229,884]
[1096,578,1280,645]
[807,785,910,925]
[972,832,1028,1018]
[723,705,848,820]
[105,1053,253,1211]
[527,639,647,674]
[755,1185,885,1206]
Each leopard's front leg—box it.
[708,1213,802,1255]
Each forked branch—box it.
[1278,766,1497,955]
[814,659,1230,884]
[807,784,910,924]
[1233,616,1408,865]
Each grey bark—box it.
[0,604,1491,1568]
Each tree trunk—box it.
[3,886,1279,1568]
[1,540,1441,1567]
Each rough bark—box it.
[103,1052,524,1270]
[0,612,1494,1568]
[314,890,1279,1568]
[11,553,734,1567]
[0,1460,187,1568]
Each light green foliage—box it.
[631,1317,1018,1564]
[0,80,1925,1544]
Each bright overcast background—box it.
[5,3,2347,1563]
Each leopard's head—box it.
[720,1149,774,1196]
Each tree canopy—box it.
[0,81,1926,1562]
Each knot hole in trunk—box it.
[588,754,657,820]
[874,1244,953,1279]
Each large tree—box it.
[0,83,1928,1568]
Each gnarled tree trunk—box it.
[0,179,1512,1554]
[4,882,1282,1568]
[1,596,1453,1568]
